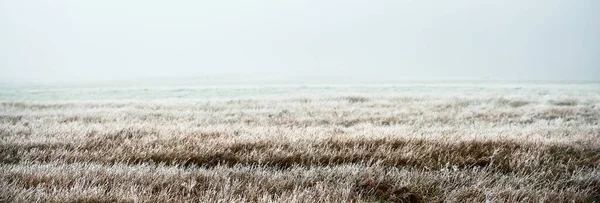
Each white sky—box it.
[1,0,599,82]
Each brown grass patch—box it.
[1,94,599,202]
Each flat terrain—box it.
[1,82,599,202]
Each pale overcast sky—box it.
[1,0,599,82]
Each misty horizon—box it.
[1,0,599,82]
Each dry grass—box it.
[1,92,600,202]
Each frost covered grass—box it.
[1,84,599,202]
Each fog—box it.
[1,0,599,83]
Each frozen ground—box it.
[1,80,599,202]
[1,80,599,101]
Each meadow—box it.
[1,82,599,202]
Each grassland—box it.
[1,83,599,202]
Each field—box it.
[1,82,599,202]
